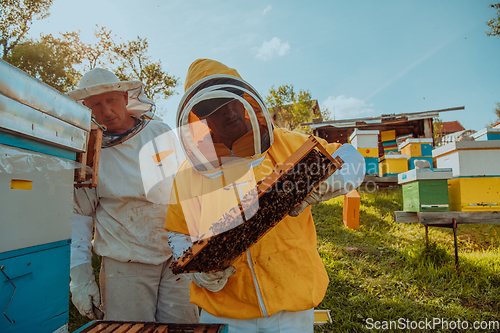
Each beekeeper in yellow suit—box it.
[67,68,199,322]
[165,59,365,332]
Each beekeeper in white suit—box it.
[67,68,199,322]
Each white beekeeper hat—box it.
[67,68,155,118]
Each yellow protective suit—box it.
[165,58,342,319]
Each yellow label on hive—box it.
[10,179,33,190]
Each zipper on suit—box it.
[247,250,269,317]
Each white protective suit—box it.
[68,67,198,322]
[72,118,199,322]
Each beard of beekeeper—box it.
[165,59,365,333]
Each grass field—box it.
[69,187,500,332]
[314,188,500,332]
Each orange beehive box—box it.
[343,190,360,230]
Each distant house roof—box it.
[439,121,465,135]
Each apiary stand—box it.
[394,211,500,273]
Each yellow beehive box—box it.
[379,154,408,177]
[381,130,396,142]
[357,147,379,157]
[447,177,500,211]
[399,138,433,157]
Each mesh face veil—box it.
[177,74,274,173]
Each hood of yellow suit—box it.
[176,59,274,174]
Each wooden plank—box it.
[394,211,500,224]
[153,325,169,333]
[112,323,134,333]
[394,211,419,223]
[100,323,122,333]
[127,324,145,333]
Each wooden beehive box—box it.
[432,141,500,178]
[379,154,408,177]
[170,136,344,274]
[74,321,228,333]
[471,127,500,141]
[448,177,500,211]
[398,168,453,212]
[349,129,379,157]
[399,138,433,158]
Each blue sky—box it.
[30,0,500,132]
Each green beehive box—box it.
[398,168,453,212]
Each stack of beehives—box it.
[349,129,379,176]
[433,139,500,212]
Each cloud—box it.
[254,37,290,61]
[320,95,375,120]
[263,5,272,15]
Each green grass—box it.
[313,187,500,333]
[69,188,500,332]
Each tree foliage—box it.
[2,0,179,102]
[486,3,500,37]
[493,102,500,123]
[265,84,319,132]
[113,37,179,101]
[60,25,117,71]
[0,0,53,59]
[6,34,80,92]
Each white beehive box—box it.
[471,127,500,141]
[432,141,500,177]
[349,129,380,148]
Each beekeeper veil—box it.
[67,68,155,146]
[177,59,274,175]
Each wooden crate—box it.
[170,136,344,274]
[399,168,452,212]
[379,155,408,177]
[448,177,500,211]
[432,141,500,177]
[75,321,228,333]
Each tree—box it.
[6,33,80,92]
[0,0,53,59]
[113,37,179,102]
[493,102,500,124]
[487,3,500,37]
[265,84,319,132]
[60,25,117,71]
[432,117,443,145]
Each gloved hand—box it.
[187,266,236,292]
[70,263,103,320]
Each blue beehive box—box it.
[408,156,434,170]
[0,59,91,332]
[365,157,379,175]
